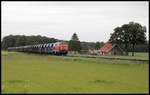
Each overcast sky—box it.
[2,1,149,42]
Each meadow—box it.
[1,51,149,94]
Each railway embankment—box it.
[65,55,149,64]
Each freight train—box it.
[7,41,69,55]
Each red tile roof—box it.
[99,43,115,52]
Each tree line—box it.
[1,34,105,51]
[68,33,105,52]
[1,35,58,50]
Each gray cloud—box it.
[2,1,149,42]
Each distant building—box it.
[99,43,124,55]
[88,43,124,55]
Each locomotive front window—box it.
[60,43,68,46]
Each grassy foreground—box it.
[1,51,149,94]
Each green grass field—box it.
[68,52,149,60]
[1,51,149,94]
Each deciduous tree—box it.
[109,21,147,56]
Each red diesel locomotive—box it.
[52,42,69,55]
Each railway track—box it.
[18,52,149,64]
[62,55,149,64]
